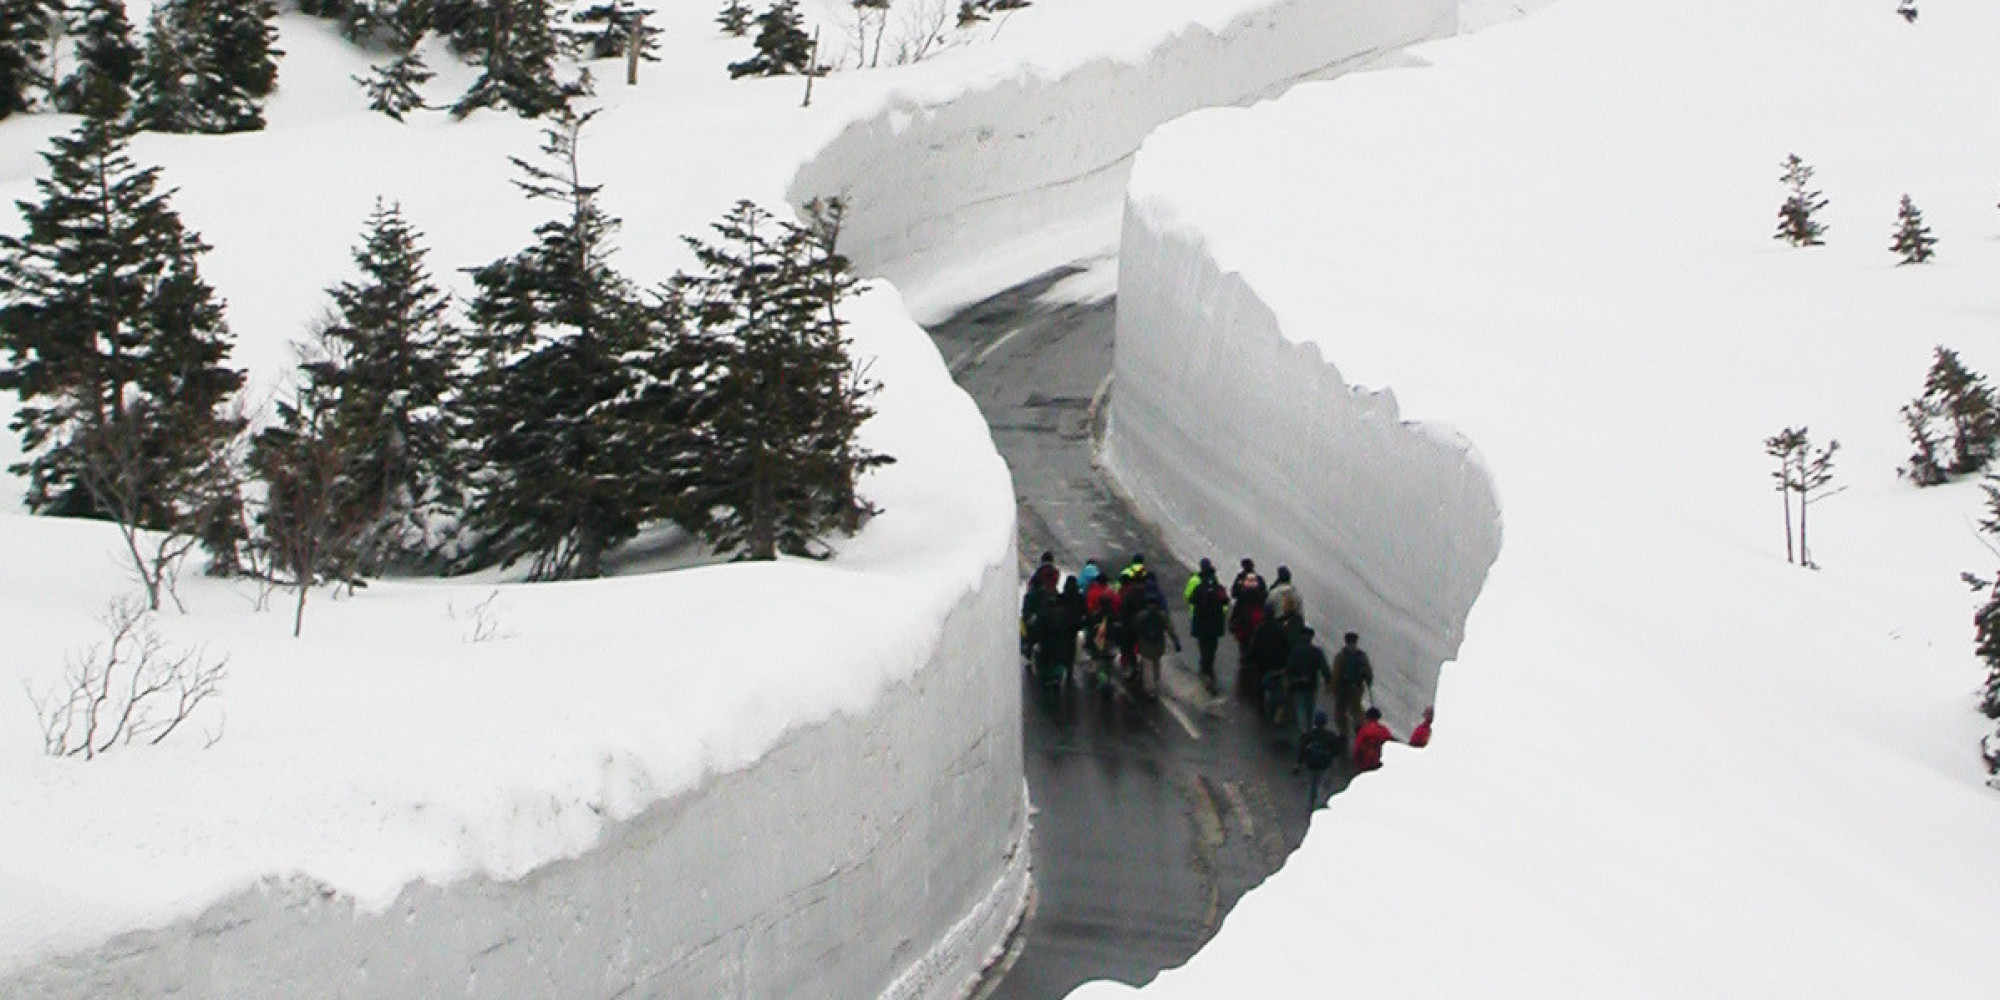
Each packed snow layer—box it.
[1103,211,1501,733]
[0,11,1038,989]
[790,0,1459,322]
[5,563,1027,1000]
[1081,0,2000,995]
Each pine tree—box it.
[130,5,203,131]
[133,0,279,134]
[1897,1,1918,23]
[1903,346,2000,481]
[305,200,465,573]
[0,111,244,600]
[358,48,431,119]
[456,111,661,579]
[451,0,583,118]
[727,0,811,78]
[674,198,887,560]
[0,0,53,118]
[55,0,141,116]
[1774,153,1828,247]
[562,2,658,61]
[716,0,750,36]
[1890,193,1936,264]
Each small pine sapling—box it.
[1896,1,1918,23]
[1889,194,1936,264]
[1764,426,1841,567]
[727,0,812,78]
[717,0,751,36]
[1774,154,1828,247]
[1901,346,1999,483]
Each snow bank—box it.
[1082,0,2000,995]
[789,0,1459,322]
[1103,209,1501,733]
[1,13,1031,995]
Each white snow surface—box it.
[1081,0,2000,996]
[0,0,1464,978]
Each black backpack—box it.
[1336,647,1372,688]
[1301,728,1340,770]
[1138,605,1167,643]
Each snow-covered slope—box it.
[0,0,1465,993]
[1084,0,2000,995]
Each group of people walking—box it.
[1021,552,1434,810]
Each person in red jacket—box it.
[1410,706,1434,748]
[1353,707,1395,772]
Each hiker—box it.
[1294,711,1343,809]
[1267,565,1303,624]
[1228,558,1269,688]
[1331,631,1374,740]
[1284,622,1332,734]
[1353,707,1395,772]
[1246,610,1292,719]
[1185,559,1230,690]
[1132,594,1181,698]
[1035,577,1085,693]
[1410,706,1434,748]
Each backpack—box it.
[1138,605,1167,643]
[1193,581,1227,614]
[1301,728,1339,770]
[1336,647,1372,688]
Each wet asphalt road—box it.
[926,268,1357,999]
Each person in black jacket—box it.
[1185,561,1230,691]
[1294,711,1343,810]
[1035,577,1085,694]
[1247,613,1292,722]
[1285,623,1333,736]
[1331,631,1375,741]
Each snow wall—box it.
[5,568,1026,1000]
[788,0,1460,321]
[1102,206,1502,733]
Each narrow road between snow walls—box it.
[925,273,1348,998]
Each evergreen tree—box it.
[307,200,464,572]
[716,0,750,36]
[1889,193,1936,264]
[55,0,140,116]
[1902,346,1998,484]
[1774,153,1828,247]
[132,0,279,134]
[0,110,244,534]
[562,2,658,61]
[456,111,661,579]
[673,198,887,560]
[451,0,583,118]
[1897,1,1918,23]
[727,0,810,78]
[0,0,53,118]
[358,47,432,119]
[198,0,280,103]
[130,5,203,131]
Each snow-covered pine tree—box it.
[1901,398,1947,486]
[727,0,810,78]
[456,111,661,579]
[1920,346,1998,477]
[1897,1,1918,23]
[196,0,280,104]
[55,0,140,116]
[305,200,465,573]
[1774,153,1828,247]
[716,0,751,37]
[1971,481,2000,784]
[356,7,432,120]
[131,4,204,131]
[451,0,583,118]
[563,2,658,62]
[673,198,886,560]
[1890,193,1936,264]
[133,0,273,133]
[0,0,53,118]
[0,109,244,533]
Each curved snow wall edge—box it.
[1103,207,1502,733]
[787,0,1460,319]
[5,558,1027,1000]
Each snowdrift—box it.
[789,0,1459,322]
[1081,0,2000,995]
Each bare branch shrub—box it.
[448,589,512,643]
[26,597,227,759]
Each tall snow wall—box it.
[5,566,1025,1000]
[788,0,1459,320]
[1102,205,1502,732]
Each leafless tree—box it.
[26,597,227,759]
